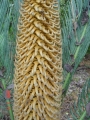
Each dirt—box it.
[61,54,90,120]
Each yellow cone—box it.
[14,0,62,119]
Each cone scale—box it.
[13,0,62,119]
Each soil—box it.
[61,54,90,120]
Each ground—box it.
[61,54,90,120]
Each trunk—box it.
[13,0,62,120]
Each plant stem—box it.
[74,24,87,59]
[2,79,14,120]
[79,111,86,120]
[63,73,70,90]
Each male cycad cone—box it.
[13,0,62,120]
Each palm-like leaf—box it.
[61,0,90,95]
[0,0,20,118]
[0,0,19,82]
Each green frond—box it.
[61,0,90,95]
[0,0,20,83]
[0,0,20,118]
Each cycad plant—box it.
[13,0,62,120]
[0,0,90,120]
